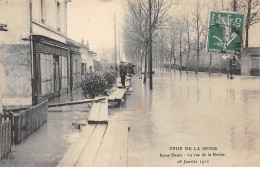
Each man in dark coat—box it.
[120,62,127,86]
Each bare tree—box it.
[238,0,260,47]
[176,18,184,73]
[168,18,179,72]
[124,0,172,81]
[183,16,192,73]
[192,0,207,74]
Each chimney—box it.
[81,38,84,45]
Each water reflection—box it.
[127,69,260,166]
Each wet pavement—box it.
[1,69,260,166]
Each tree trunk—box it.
[172,43,176,72]
[245,0,251,47]
[195,1,200,74]
[186,49,190,73]
[245,26,249,48]
[140,51,143,78]
[180,38,182,73]
[144,44,148,83]
[209,53,212,76]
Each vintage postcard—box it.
[0,0,260,167]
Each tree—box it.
[124,0,172,81]
[183,16,192,73]
[238,0,260,47]
[192,0,207,74]
[168,18,179,72]
[176,18,184,72]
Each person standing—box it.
[120,62,127,86]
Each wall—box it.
[0,0,32,106]
[80,45,96,72]
[32,0,67,35]
[241,48,260,76]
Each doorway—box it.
[53,55,60,93]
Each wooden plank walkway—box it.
[57,121,129,167]
[88,99,108,124]
[116,77,130,88]
[108,88,126,104]
[48,97,106,108]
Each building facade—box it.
[79,39,96,74]
[0,0,73,107]
[241,47,260,76]
[67,38,81,90]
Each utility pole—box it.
[229,0,237,79]
[114,13,117,72]
[118,30,121,63]
[149,0,153,89]
[0,23,8,114]
[0,54,2,114]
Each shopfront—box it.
[32,35,69,104]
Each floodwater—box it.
[1,69,260,166]
[110,70,260,166]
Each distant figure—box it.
[227,56,235,79]
[89,66,93,72]
[120,62,127,86]
[110,65,114,70]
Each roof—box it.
[242,47,260,56]
[89,50,97,56]
[67,38,82,48]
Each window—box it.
[57,2,61,31]
[40,0,45,23]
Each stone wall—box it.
[0,44,32,106]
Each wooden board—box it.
[92,121,119,166]
[88,101,108,124]
[98,99,108,122]
[48,98,106,108]
[108,90,119,101]
[110,121,129,167]
[75,124,107,167]
[57,124,96,167]
[127,87,134,92]
[108,89,126,101]
[115,89,126,100]
[88,102,101,123]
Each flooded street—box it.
[110,69,260,166]
[2,69,260,166]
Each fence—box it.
[0,119,12,160]
[13,100,48,144]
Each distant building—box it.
[67,38,82,90]
[241,48,260,76]
[0,0,73,107]
[100,59,109,69]
[80,39,96,74]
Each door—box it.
[53,56,60,92]
[251,57,259,76]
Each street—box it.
[2,70,260,166]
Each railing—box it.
[0,114,12,160]
[13,100,48,144]
[1,100,48,145]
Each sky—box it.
[67,0,260,62]
[67,0,126,62]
